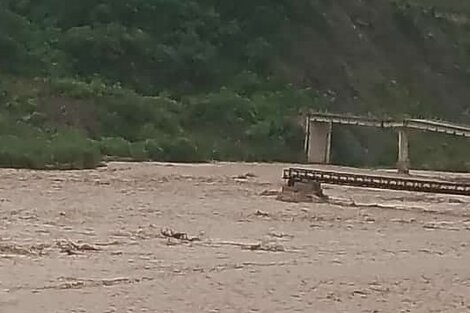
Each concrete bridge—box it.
[304,113,470,173]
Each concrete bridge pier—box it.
[306,120,332,164]
[397,128,410,174]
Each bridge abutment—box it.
[306,121,332,164]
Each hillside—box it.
[0,0,469,170]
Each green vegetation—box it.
[0,75,317,168]
[0,0,469,170]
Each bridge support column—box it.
[397,128,410,174]
[306,121,332,164]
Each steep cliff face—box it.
[282,0,470,122]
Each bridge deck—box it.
[308,113,470,137]
[283,167,470,196]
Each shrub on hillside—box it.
[99,137,131,157]
[49,78,117,98]
[161,137,201,162]
[129,141,148,161]
[0,130,102,170]
[145,137,202,163]
[0,135,49,169]
[49,131,101,169]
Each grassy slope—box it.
[0,0,469,170]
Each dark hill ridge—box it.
[0,0,468,170]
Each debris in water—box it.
[255,210,270,217]
[244,242,286,252]
[234,173,257,180]
[56,240,100,255]
[268,231,293,239]
[277,182,327,203]
[260,189,279,196]
[161,227,200,242]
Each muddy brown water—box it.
[0,162,469,312]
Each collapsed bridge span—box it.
[283,167,470,196]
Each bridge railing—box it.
[307,113,470,137]
[284,167,470,196]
